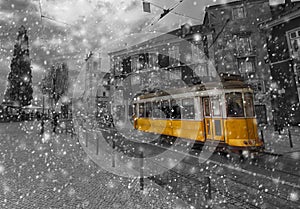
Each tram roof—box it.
[137,79,251,100]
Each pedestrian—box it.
[40,114,45,135]
[36,111,41,120]
[109,114,115,128]
[52,113,59,133]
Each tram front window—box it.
[244,93,255,117]
[226,93,244,117]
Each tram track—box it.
[91,125,300,178]
[145,144,299,208]
[96,126,300,186]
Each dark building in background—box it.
[261,2,300,126]
[203,0,273,125]
[108,0,300,127]
[96,72,111,122]
[109,24,214,123]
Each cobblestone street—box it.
[0,121,186,209]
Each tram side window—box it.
[161,100,171,118]
[171,99,181,119]
[133,104,137,117]
[182,98,195,119]
[152,101,161,118]
[203,98,210,116]
[244,93,255,117]
[139,103,145,117]
[226,93,244,117]
[145,102,152,117]
[212,97,221,116]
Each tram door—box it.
[202,97,224,141]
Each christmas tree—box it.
[4,25,33,107]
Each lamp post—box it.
[41,93,45,135]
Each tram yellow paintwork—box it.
[134,117,263,149]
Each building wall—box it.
[109,26,215,124]
[205,0,273,125]
[267,16,300,125]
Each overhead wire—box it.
[171,11,202,21]
[151,0,183,25]
[146,0,201,27]
[41,15,75,27]
[38,0,74,27]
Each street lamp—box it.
[41,89,46,135]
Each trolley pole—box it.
[41,94,45,135]
[85,129,88,147]
[112,140,115,167]
[204,176,212,208]
[288,129,293,148]
[260,129,264,144]
[140,151,144,191]
[96,134,99,155]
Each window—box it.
[255,105,267,125]
[170,69,182,80]
[226,92,244,117]
[244,93,254,117]
[182,98,195,119]
[211,97,221,116]
[139,53,148,70]
[120,57,131,74]
[250,80,265,93]
[139,103,145,117]
[288,28,300,61]
[161,100,171,118]
[113,57,122,73]
[158,53,169,68]
[232,6,245,19]
[203,98,210,117]
[148,52,158,69]
[235,36,252,56]
[133,104,137,117]
[171,99,181,119]
[145,102,152,117]
[194,63,208,77]
[238,58,255,74]
[131,75,140,85]
[191,43,205,64]
[168,45,180,66]
[103,92,106,97]
[131,56,139,72]
[152,101,161,118]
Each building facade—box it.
[96,72,111,120]
[109,24,216,124]
[109,0,300,127]
[261,3,300,126]
[203,0,273,125]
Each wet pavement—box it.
[0,121,188,209]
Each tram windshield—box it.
[226,92,244,117]
[244,93,255,117]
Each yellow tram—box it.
[132,79,264,152]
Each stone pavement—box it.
[0,121,191,209]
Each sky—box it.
[0,0,237,104]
